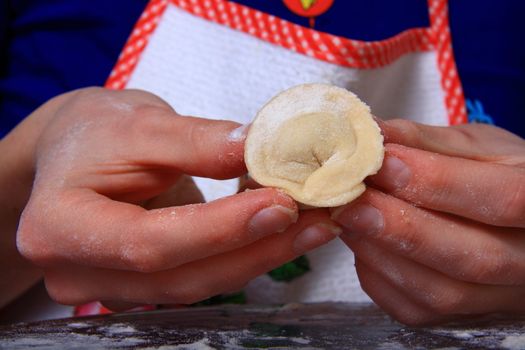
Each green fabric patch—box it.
[267,255,310,282]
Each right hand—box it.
[333,119,525,325]
[17,88,341,308]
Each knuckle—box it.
[16,208,51,264]
[204,230,232,247]
[125,107,157,131]
[125,106,173,140]
[70,86,103,101]
[71,88,168,123]
[461,246,513,284]
[44,275,83,305]
[430,287,468,315]
[389,119,422,142]
[120,242,162,273]
[496,179,525,226]
[69,87,107,111]
[449,124,479,145]
[389,224,425,257]
[121,89,173,110]
[187,121,203,154]
[389,118,417,131]
[16,216,36,260]
[426,173,453,204]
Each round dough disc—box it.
[244,84,384,207]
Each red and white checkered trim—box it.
[106,0,168,90]
[428,0,467,125]
[170,0,434,69]
[106,0,466,125]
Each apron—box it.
[77,0,467,316]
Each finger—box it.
[43,210,341,306]
[57,89,252,181]
[18,187,299,272]
[238,174,263,192]
[100,300,142,312]
[332,188,525,285]
[368,144,525,227]
[59,88,249,180]
[377,118,525,162]
[351,242,525,316]
[124,112,249,180]
[144,175,205,209]
[355,258,444,326]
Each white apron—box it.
[103,0,467,305]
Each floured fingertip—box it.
[227,123,251,143]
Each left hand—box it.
[15,88,339,310]
[332,119,525,326]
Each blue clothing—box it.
[1,0,524,137]
[0,0,148,137]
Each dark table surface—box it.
[1,303,524,349]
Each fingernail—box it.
[373,156,411,192]
[332,204,383,236]
[293,223,342,254]
[249,205,298,239]
[228,123,250,142]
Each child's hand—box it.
[17,88,340,308]
[333,120,525,325]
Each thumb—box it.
[133,112,250,180]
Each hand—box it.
[333,119,525,325]
[17,88,340,308]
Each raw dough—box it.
[244,84,384,207]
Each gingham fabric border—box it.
[169,0,434,68]
[105,0,466,125]
[106,0,168,91]
[428,0,467,125]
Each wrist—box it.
[0,91,73,308]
